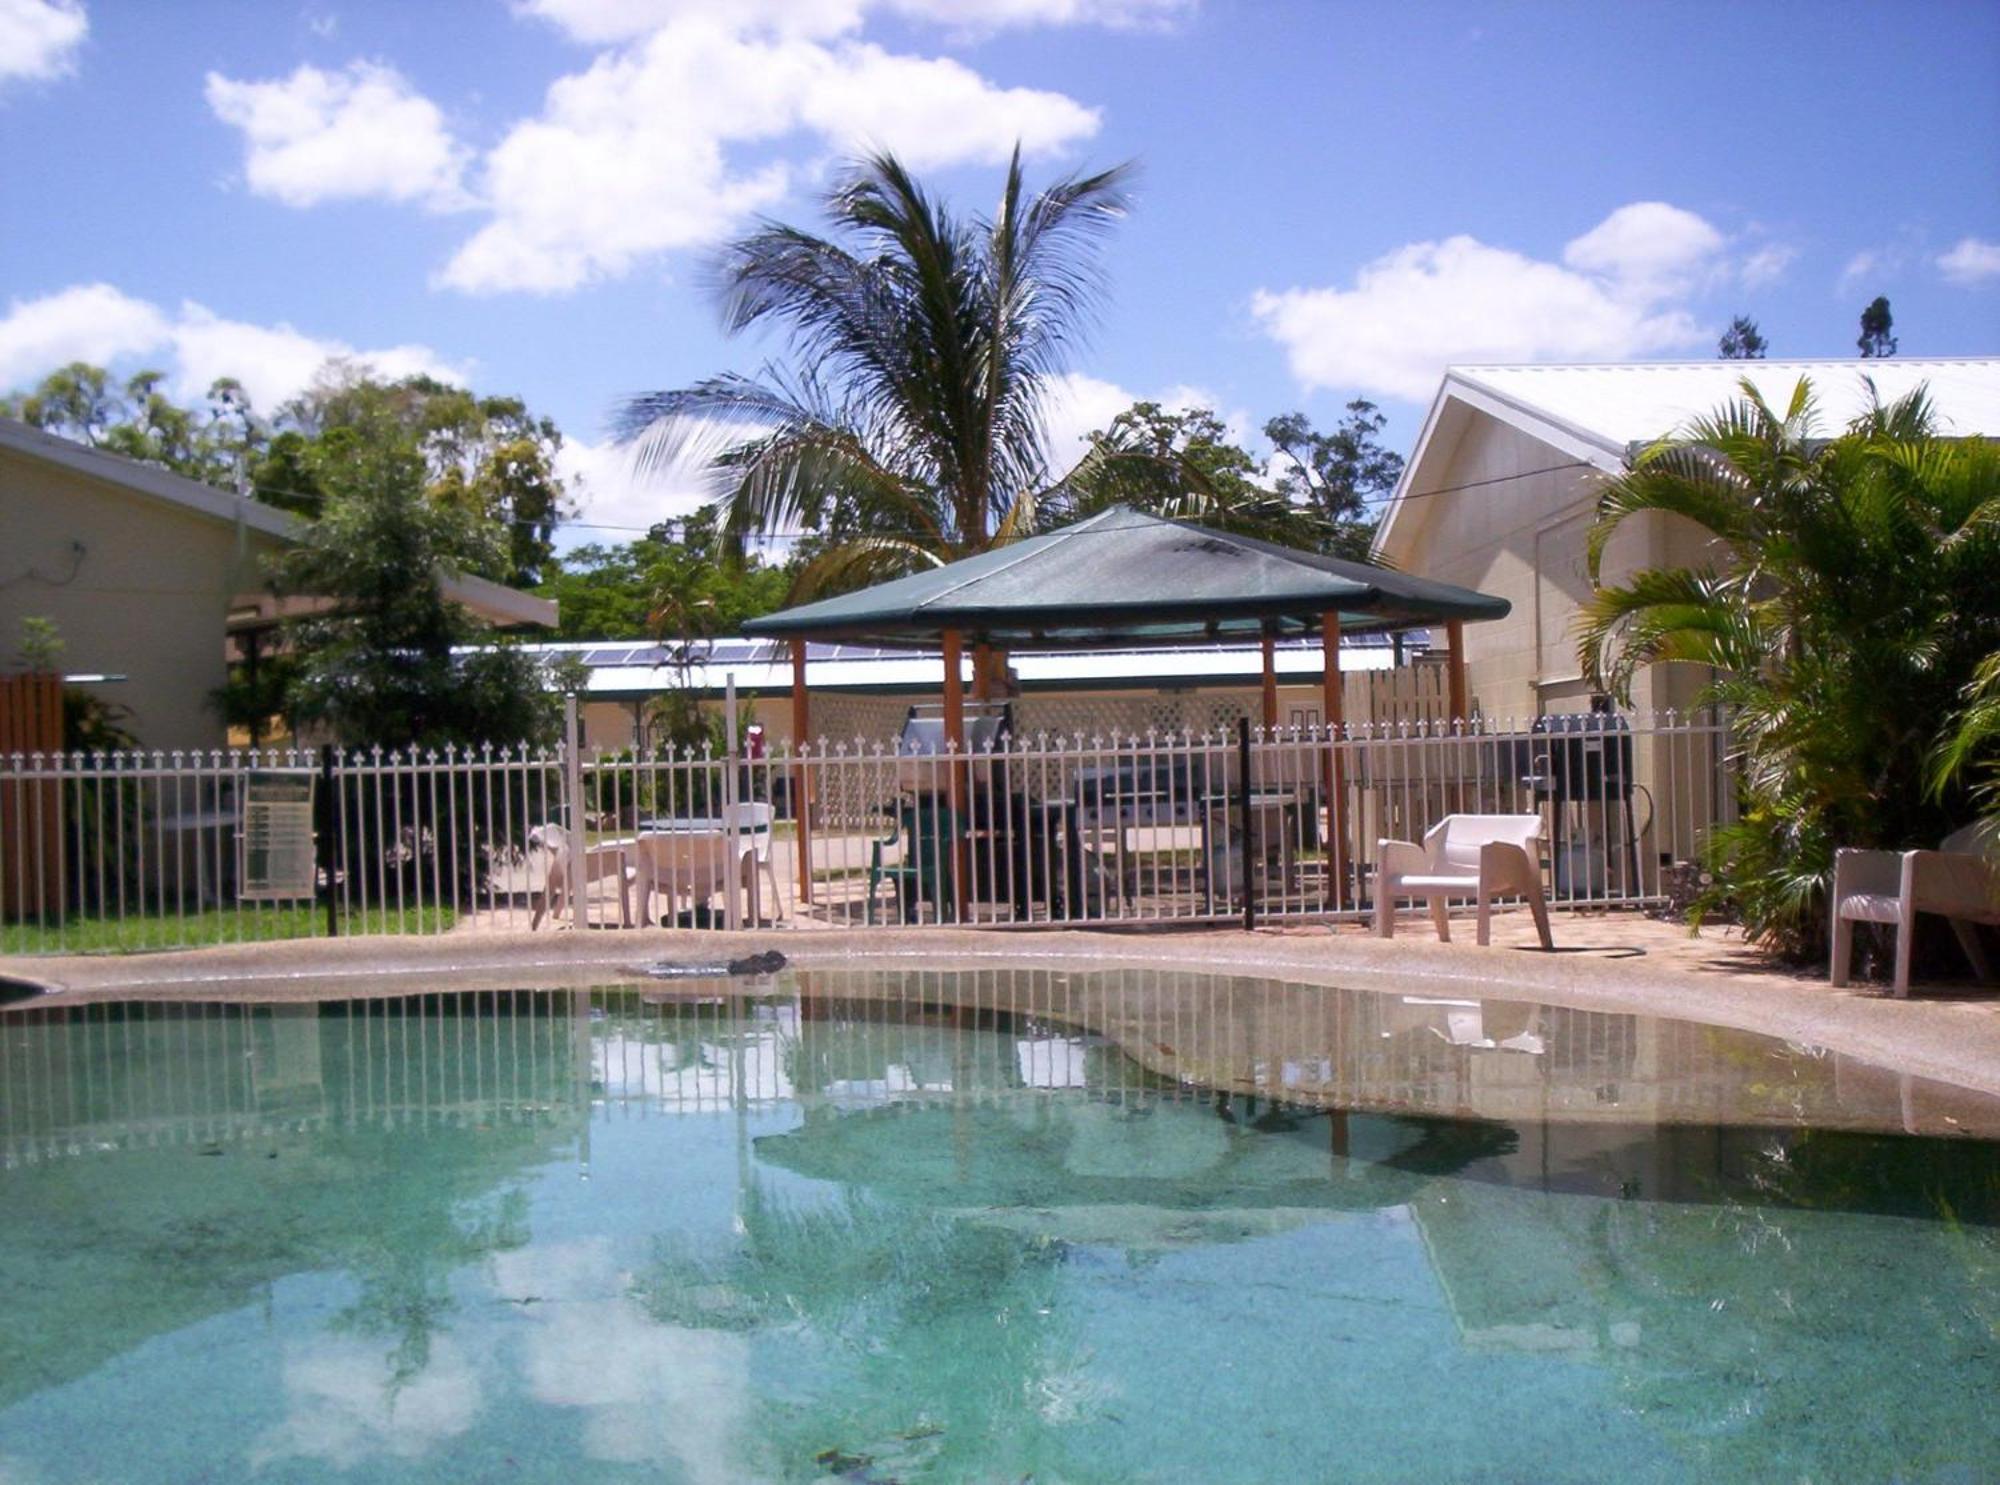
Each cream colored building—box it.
[1374,358,2000,721]
[1,417,554,749]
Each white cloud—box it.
[0,0,85,82]
[205,61,470,210]
[1938,236,2000,287]
[794,40,1099,168]
[555,434,709,545]
[0,282,170,387]
[1041,371,1138,469]
[250,1335,480,1471]
[1561,201,1722,299]
[0,282,465,410]
[1251,204,1737,402]
[1838,250,1879,293]
[518,0,863,43]
[516,0,1190,45]
[1738,242,1796,289]
[168,302,465,408]
[440,16,1097,294]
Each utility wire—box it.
[539,459,1601,539]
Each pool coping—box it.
[9,924,2000,1101]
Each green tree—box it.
[1578,378,2000,961]
[1718,315,1768,360]
[271,438,559,750]
[2,362,263,487]
[1264,401,1402,560]
[1042,400,1326,547]
[1858,296,1898,358]
[264,368,572,586]
[617,149,1224,602]
[1931,652,2000,822]
[536,514,795,641]
[4,360,572,588]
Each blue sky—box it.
[2,0,1997,546]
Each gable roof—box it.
[0,415,556,629]
[1374,357,2000,558]
[743,504,1508,650]
[1,413,298,539]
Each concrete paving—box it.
[8,908,1998,1105]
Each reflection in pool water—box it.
[1,968,1996,1483]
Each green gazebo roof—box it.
[742,505,1509,650]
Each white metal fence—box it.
[0,709,1734,954]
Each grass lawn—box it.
[2,904,457,955]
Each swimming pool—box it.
[3,966,1996,1483]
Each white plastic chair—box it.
[527,823,633,930]
[1372,813,1553,949]
[633,831,735,927]
[723,800,789,923]
[1830,821,1999,997]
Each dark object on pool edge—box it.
[0,977,42,1007]
[640,950,788,979]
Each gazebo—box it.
[744,506,1511,909]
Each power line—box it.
[544,460,1602,540]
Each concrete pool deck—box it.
[8,909,2000,1105]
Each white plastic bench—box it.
[1830,821,1999,997]
[1373,813,1553,949]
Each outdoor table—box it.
[633,826,739,927]
[633,817,775,924]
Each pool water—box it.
[1,968,1996,1483]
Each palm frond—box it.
[787,535,946,604]
[1577,566,1765,699]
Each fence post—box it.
[721,673,740,931]
[564,693,584,929]
[318,743,337,939]
[1238,715,1256,933]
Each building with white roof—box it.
[1373,358,2000,721]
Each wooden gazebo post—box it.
[1445,619,1468,724]
[941,629,968,921]
[972,641,992,702]
[1260,631,1278,731]
[790,639,813,905]
[1443,618,1470,815]
[1321,612,1347,909]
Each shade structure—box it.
[742,505,1509,650]
[752,506,1510,912]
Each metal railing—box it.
[0,708,1735,953]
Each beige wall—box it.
[1381,408,1729,870]
[1,448,280,749]
[1383,412,1720,722]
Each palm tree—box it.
[1578,377,2000,960]
[615,149,1311,602]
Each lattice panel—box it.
[1017,690,1251,743]
[806,694,909,748]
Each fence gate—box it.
[0,672,63,923]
